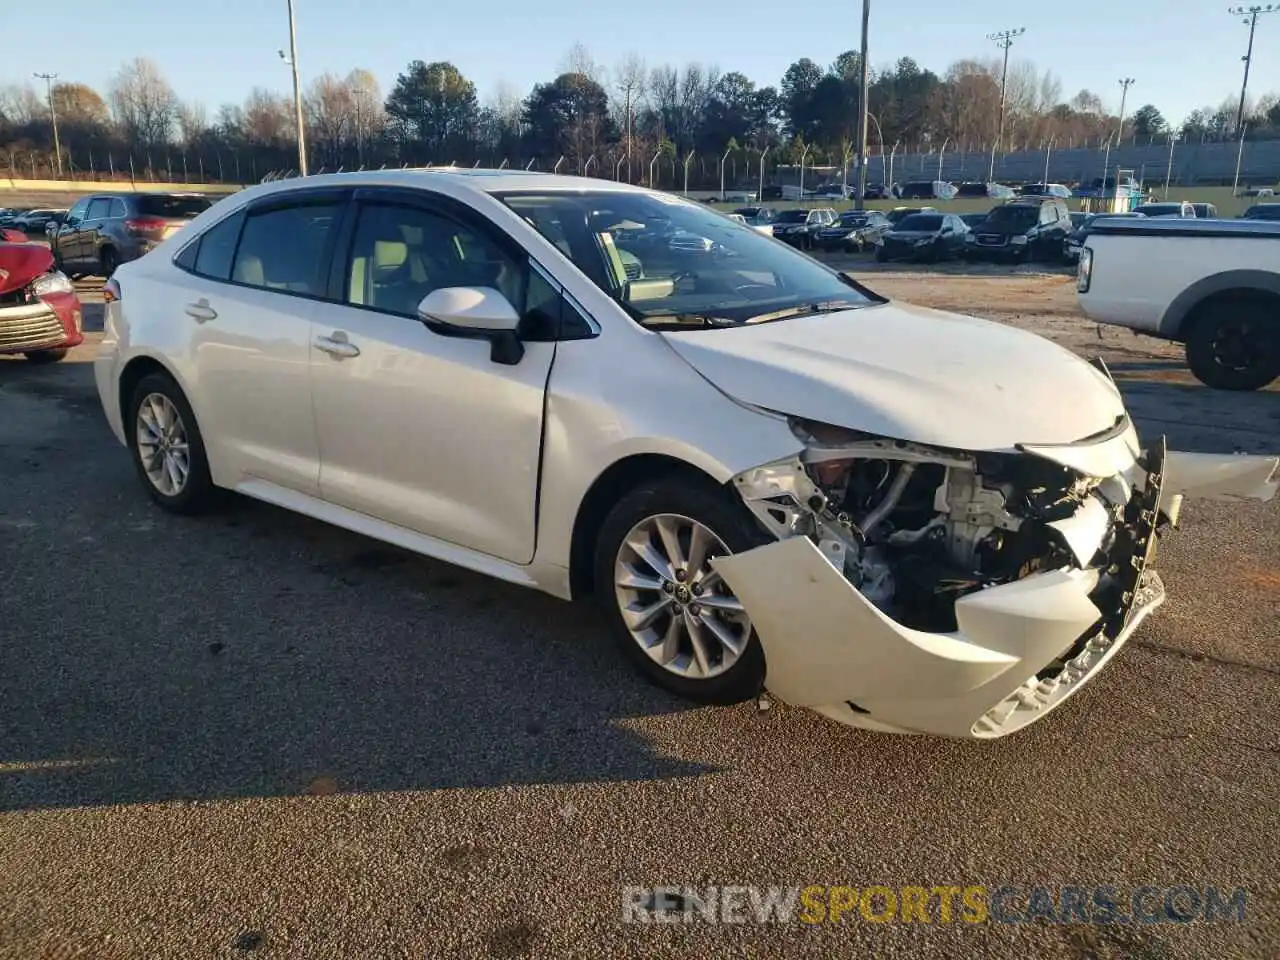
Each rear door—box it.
[81,197,113,269]
[174,189,348,495]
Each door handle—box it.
[184,299,217,322]
[315,334,361,359]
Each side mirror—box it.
[417,286,524,365]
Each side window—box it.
[522,262,595,341]
[190,211,245,281]
[231,202,340,295]
[343,202,523,318]
[174,239,199,272]
[108,198,127,219]
[86,198,111,221]
[66,198,89,224]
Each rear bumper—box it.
[0,294,83,354]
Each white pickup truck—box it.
[1077,217,1280,390]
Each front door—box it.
[56,198,90,269]
[308,195,555,564]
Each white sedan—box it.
[94,171,1279,739]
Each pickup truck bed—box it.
[1077,217,1280,390]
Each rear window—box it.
[986,205,1038,227]
[895,214,943,231]
[838,213,869,225]
[774,210,809,223]
[956,184,989,197]
[138,195,213,219]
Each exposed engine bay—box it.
[734,418,1148,634]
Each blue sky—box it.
[7,0,1278,124]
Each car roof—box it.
[229,168,649,203]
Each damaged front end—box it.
[712,417,1278,738]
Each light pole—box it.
[758,144,770,201]
[1116,78,1135,143]
[1229,6,1277,135]
[720,144,733,200]
[864,111,886,184]
[854,0,871,210]
[33,72,63,177]
[278,0,307,176]
[1233,123,1249,194]
[1100,134,1115,210]
[936,136,950,180]
[1164,133,1180,197]
[986,27,1025,181]
[1043,136,1055,185]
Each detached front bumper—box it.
[712,440,1176,739]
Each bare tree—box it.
[0,84,48,126]
[241,87,293,146]
[305,73,355,164]
[560,42,605,86]
[108,57,178,149]
[176,101,208,147]
[613,53,646,180]
[345,69,384,165]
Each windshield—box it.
[894,214,943,231]
[1136,204,1179,216]
[956,184,988,197]
[773,210,809,223]
[499,191,874,329]
[985,205,1038,228]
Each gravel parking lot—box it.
[1,272,1277,960]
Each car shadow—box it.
[0,361,718,813]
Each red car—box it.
[0,230,84,363]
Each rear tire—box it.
[99,247,119,278]
[24,349,68,363]
[593,477,770,706]
[126,372,219,514]
[1184,299,1279,391]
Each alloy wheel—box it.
[135,392,191,497]
[613,513,752,680]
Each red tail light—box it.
[125,216,167,238]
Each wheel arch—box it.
[117,353,193,440]
[567,453,730,601]
[1160,270,1280,340]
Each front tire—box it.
[24,349,68,363]
[126,372,219,513]
[1184,300,1280,391]
[594,477,769,705]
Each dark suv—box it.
[52,192,213,277]
[963,196,1071,262]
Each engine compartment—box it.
[734,420,1125,632]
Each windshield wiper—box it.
[745,300,863,324]
[638,313,739,330]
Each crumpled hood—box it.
[0,242,53,294]
[663,301,1127,451]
